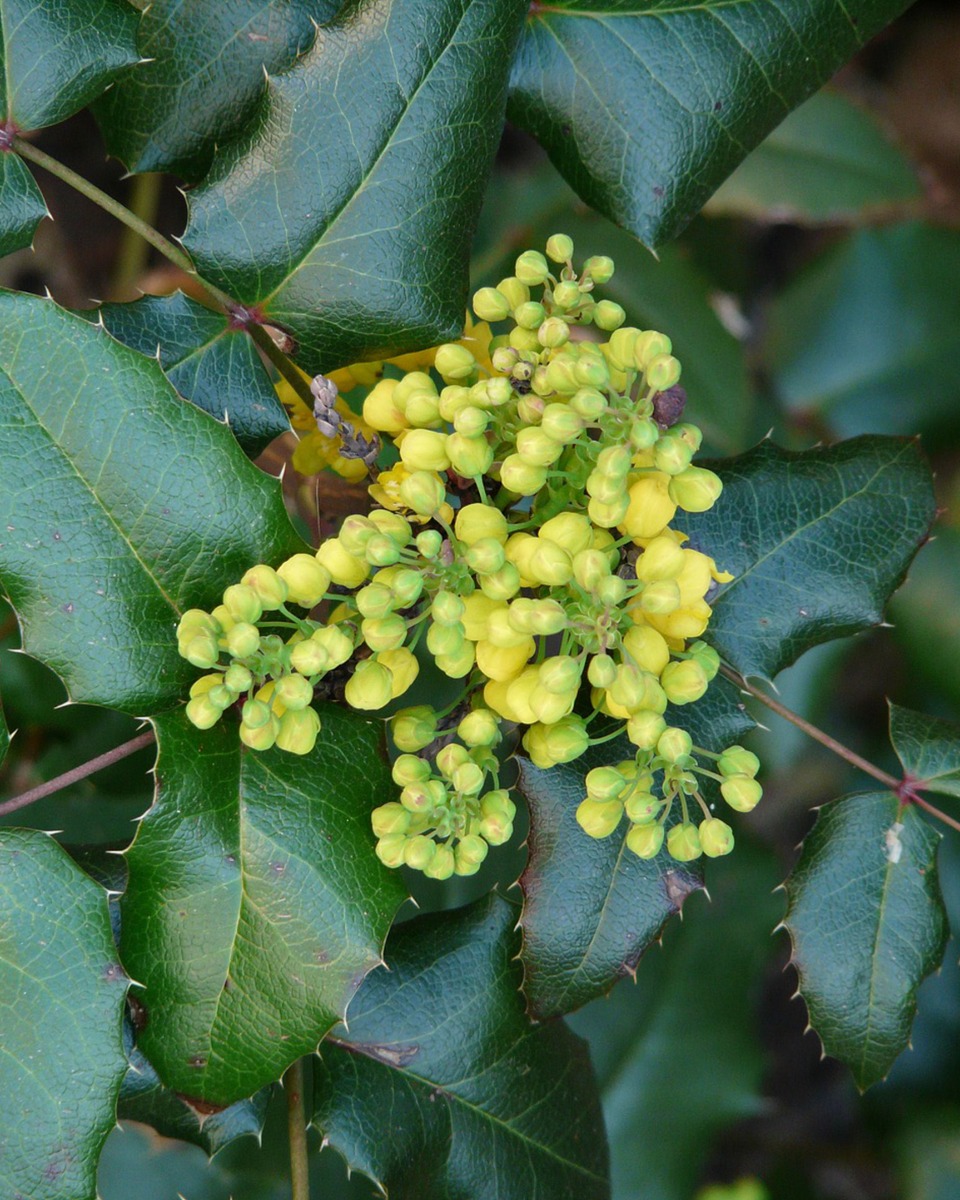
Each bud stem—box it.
[284,1058,311,1200]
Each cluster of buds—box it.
[178,234,762,874]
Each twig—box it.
[910,793,960,836]
[111,171,163,298]
[284,1059,310,1200]
[0,730,155,818]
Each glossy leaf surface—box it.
[889,703,960,800]
[0,829,129,1199]
[765,224,960,437]
[184,0,527,374]
[683,437,936,680]
[705,89,920,223]
[516,675,752,1020]
[94,0,337,180]
[0,152,47,256]
[121,708,405,1105]
[784,792,947,1089]
[312,894,610,1200]
[94,293,290,456]
[571,846,780,1200]
[0,0,138,131]
[507,0,913,247]
[0,293,304,713]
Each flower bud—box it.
[515,426,562,467]
[338,514,377,557]
[454,835,489,875]
[466,537,506,576]
[645,353,681,391]
[538,512,593,557]
[312,624,356,668]
[538,317,570,348]
[636,579,681,615]
[472,286,511,322]
[403,835,438,871]
[626,822,664,859]
[400,429,451,473]
[478,562,521,601]
[509,326,541,353]
[619,473,677,541]
[225,622,261,659]
[529,539,573,586]
[621,625,670,675]
[344,659,393,710]
[242,698,272,730]
[390,706,439,753]
[507,597,566,635]
[630,418,660,450]
[239,713,280,751]
[539,655,582,694]
[277,554,332,607]
[241,564,288,609]
[276,707,321,755]
[605,327,640,371]
[498,276,530,309]
[476,637,534,682]
[552,280,581,309]
[392,753,430,787]
[453,405,489,437]
[452,761,485,796]
[588,654,617,688]
[540,403,583,443]
[573,548,611,591]
[184,632,220,669]
[660,659,709,705]
[515,249,550,284]
[432,591,465,626]
[399,470,447,517]
[576,797,623,839]
[717,745,760,778]
[666,822,702,862]
[583,254,614,283]
[371,803,411,838]
[514,300,547,329]
[455,502,508,547]
[540,714,590,764]
[593,299,625,331]
[435,641,475,679]
[416,529,443,558]
[423,843,456,880]
[499,455,547,496]
[458,708,500,747]
[720,776,762,812]
[448,433,494,478]
[356,582,394,619]
[632,330,673,369]
[186,694,223,730]
[375,834,407,869]
[588,495,629,528]
[657,726,693,763]
[361,614,407,652]
[687,640,720,681]
[585,766,626,802]
[654,436,694,476]
[427,621,465,659]
[570,387,607,420]
[573,355,610,389]
[222,663,252,694]
[626,710,667,750]
[625,792,661,825]
[222,584,263,624]
[699,818,735,858]
[635,536,686,582]
[545,233,573,263]
[669,466,723,512]
[387,568,424,608]
[274,673,314,710]
[316,538,370,588]
[363,378,406,434]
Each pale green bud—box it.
[436,743,470,777]
[576,797,623,838]
[594,300,625,331]
[389,568,424,608]
[472,286,511,322]
[222,583,263,624]
[184,632,220,669]
[669,466,723,513]
[447,433,494,478]
[626,710,667,750]
[432,591,465,626]
[423,843,456,880]
[399,470,447,517]
[453,405,489,437]
[515,249,550,285]
[540,403,583,443]
[588,654,618,689]
[362,614,407,652]
[452,761,485,796]
[720,776,762,812]
[515,300,547,329]
[239,713,279,751]
[499,455,547,496]
[700,818,735,857]
[364,534,403,567]
[515,426,562,467]
[403,835,438,871]
[225,622,261,659]
[545,233,574,263]
[434,343,476,382]
[497,276,530,309]
[632,330,673,369]
[657,726,693,763]
[242,698,272,730]
[570,387,607,420]
[539,655,582,694]
[666,822,702,862]
[277,554,332,607]
[479,813,513,846]
[624,792,661,825]
[478,562,521,601]
[275,707,321,755]
[454,835,489,874]
[375,834,407,869]
[344,659,393,710]
[223,663,253,693]
[416,529,443,558]
[717,745,760,778]
[458,708,500,747]
[538,317,570,348]
[660,659,709,705]
[583,255,615,284]
[466,537,506,576]
[654,436,694,476]
[585,766,626,802]
[274,673,314,710]
[626,822,664,859]
[390,706,439,752]
[356,583,394,619]
[392,754,431,787]
[371,803,411,837]
[241,564,288,609]
[645,354,682,391]
[186,694,223,730]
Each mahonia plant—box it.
[176,235,762,878]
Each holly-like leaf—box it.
[94,0,337,180]
[183,0,527,374]
[0,829,129,1200]
[0,152,48,257]
[507,0,913,249]
[783,792,948,1090]
[682,436,936,680]
[0,292,305,714]
[889,703,960,801]
[92,293,290,456]
[119,1046,272,1157]
[516,675,753,1020]
[765,225,960,440]
[704,89,920,224]
[570,846,780,1200]
[121,707,405,1106]
[0,0,138,132]
[312,894,610,1200]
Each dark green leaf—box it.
[570,845,780,1200]
[183,0,527,374]
[121,707,405,1106]
[119,1047,272,1157]
[783,792,948,1089]
[516,675,752,1020]
[312,894,610,1200]
[890,527,960,709]
[0,151,47,257]
[0,0,138,132]
[764,224,960,438]
[684,436,936,680]
[0,829,129,1199]
[705,89,920,223]
[507,0,913,248]
[94,0,337,180]
[0,683,7,770]
[0,292,305,713]
[889,703,960,801]
[94,293,290,456]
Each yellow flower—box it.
[368,462,453,525]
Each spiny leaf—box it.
[91,293,290,456]
[0,292,305,713]
[312,894,610,1200]
[0,0,138,132]
[183,0,528,374]
[94,0,338,180]
[516,676,753,1020]
[683,436,936,680]
[0,151,47,257]
[783,792,948,1090]
[0,829,129,1200]
[507,0,914,248]
[889,703,960,800]
[121,707,406,1106]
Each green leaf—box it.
[783,792,948,1089]
[570,845,780,1200]
[183,0,527,374]
[0,0,138,132]
[92,293,290,456]
[506,0,913,248]
[121,707,405,1106]
[312,894,610,1200]
[0,829,129,1200]
[0,292,305,713]
[764,224,960,438]
[683,436,936,680]
[93,0,337,180]
[890,527,960,709]
[704,89,920,223]
[889,703,960,801]
[0,151,47,256]
[119,1047,272,1157]
[516,675,752,1020]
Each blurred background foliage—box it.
[2,0,960,1196]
